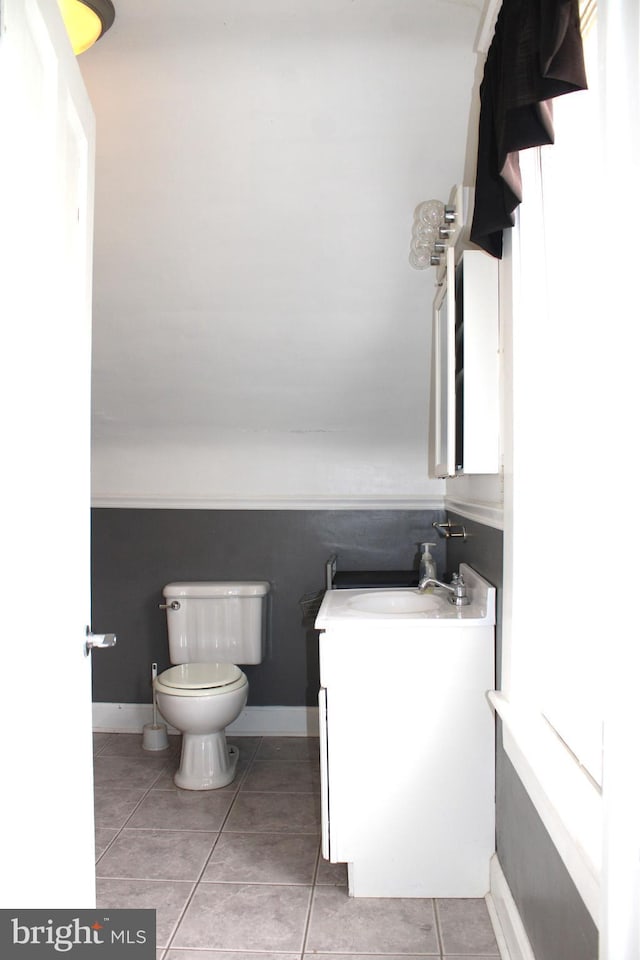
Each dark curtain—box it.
[470,0,588,258]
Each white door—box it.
[0,0,97,906]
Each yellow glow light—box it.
[58,0,114,56]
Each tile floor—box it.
[94,733,501,960]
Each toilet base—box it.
[174,732,239,790]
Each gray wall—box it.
[90,508,445,705]
[496,745,598,960]
[447,512,598,960]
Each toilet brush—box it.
[142,662,169,751]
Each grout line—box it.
[310,837,322,887]
[94,830,120,864]
[298,826,323,959]
[433,897,444,959]
[297,870,317,959]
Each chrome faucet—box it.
[418,572,470,605]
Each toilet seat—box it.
[155,662,247,698]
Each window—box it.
[494,1,603,925]
[523,5,602,787]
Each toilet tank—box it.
[163,581,270,665]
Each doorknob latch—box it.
[85,627,117,657]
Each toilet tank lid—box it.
[163,581,270,599]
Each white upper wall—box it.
[82,0,483,507]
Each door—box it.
[0,0,97,906]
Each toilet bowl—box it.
[154,581,269,790]
[154,663,248,789]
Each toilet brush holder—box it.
[142,722,169,751]
[142,661,170,751]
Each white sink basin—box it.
[315,565,495,628]
[347,590,443,615]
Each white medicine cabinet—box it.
[431,246,500,478]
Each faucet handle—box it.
[449,574,470,605]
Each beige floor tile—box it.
[126,787,234,831]
[96,828,217,882]
[436,898,499,956]
[167,953,298,960]
[96,877,195,948]
[223,791,321,834]
[241,760,320,793]
[304,955,439,960]
[306,886,439,955]
[172,883,313,952]
[94,785,147,828]
[93,732,112,752]
[315,855,348,886]
[94,755,171,790]
[202,832,319,884]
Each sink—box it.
[315,565,495,628]
[347,590,443,615]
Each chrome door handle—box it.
[85,627,117,657]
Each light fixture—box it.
[409,200,453,269]
[409,186,472,269]
[59,0,115,56]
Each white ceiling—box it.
[81,0,483,504]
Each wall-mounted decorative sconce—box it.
[59,0,115,55]
[409,186,474,271]
[409,199,456,270]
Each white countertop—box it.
[315,563,495,629]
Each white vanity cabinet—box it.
[316,564,495,898]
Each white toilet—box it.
[154,581,270,790]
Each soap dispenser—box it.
[419,542,437,582]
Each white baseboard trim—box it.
[487,854,536,960]
[92,702,320,737]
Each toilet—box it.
[154,581,270,790]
